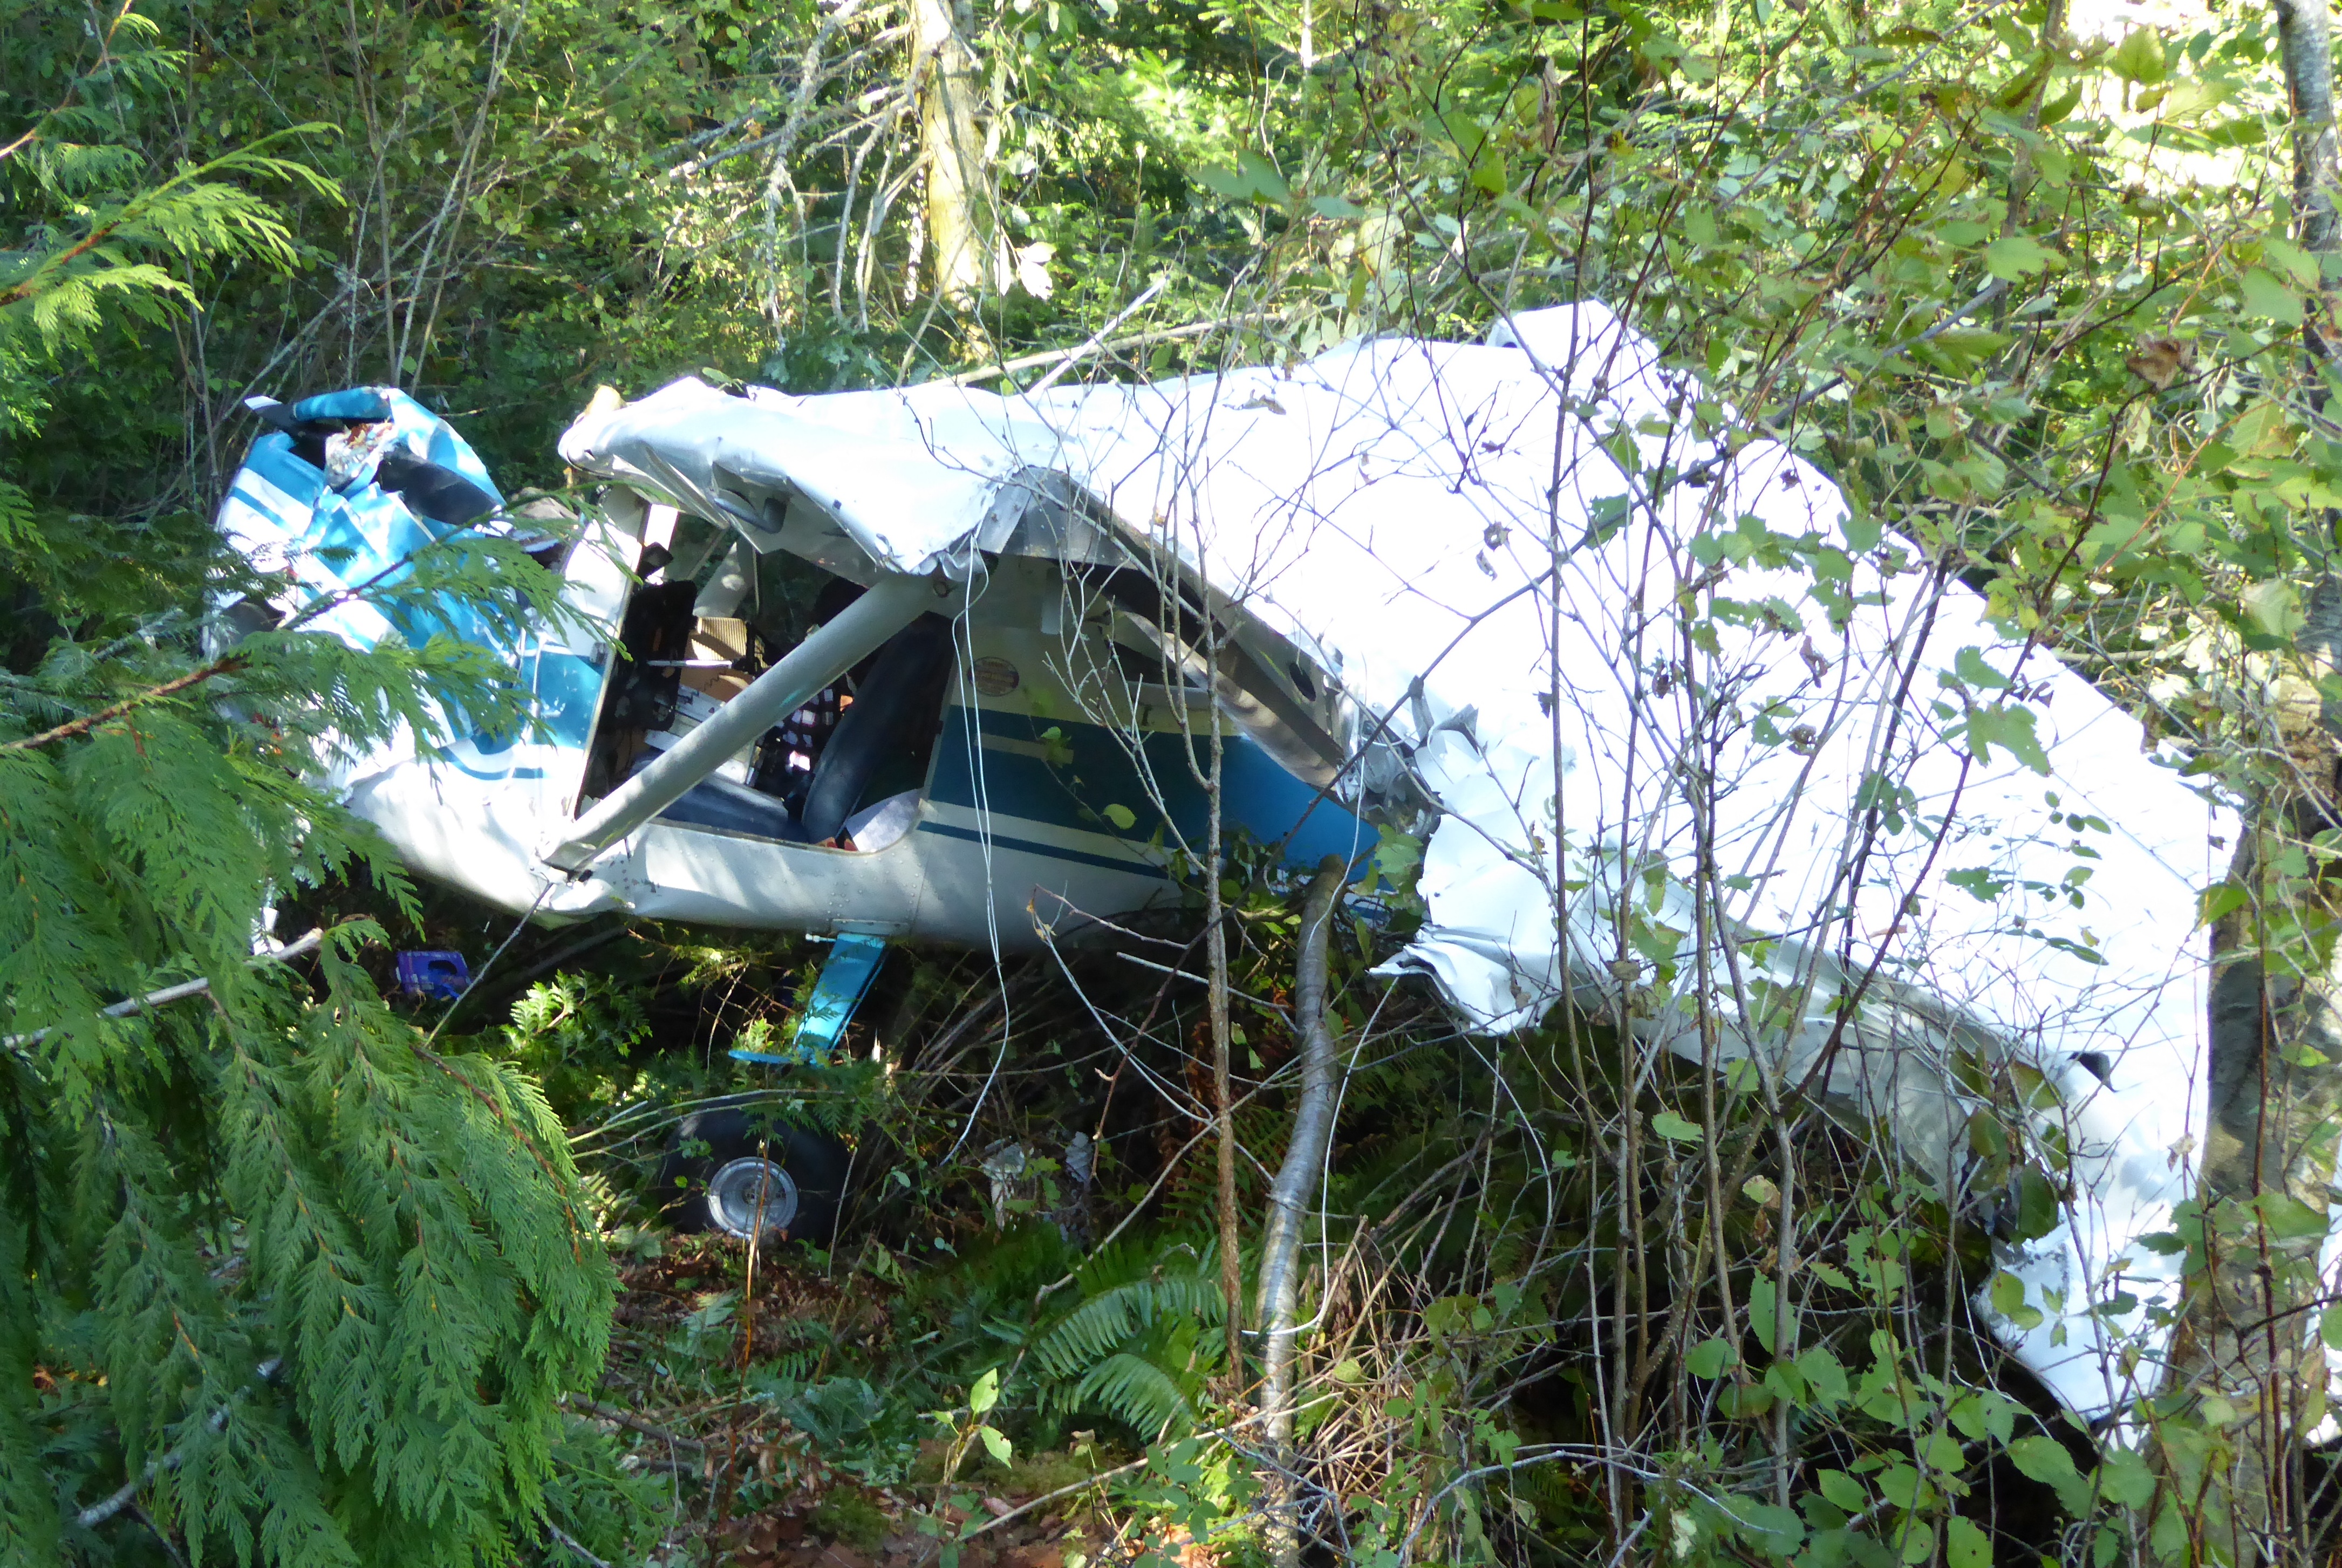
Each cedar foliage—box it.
[0,524,630,1565]
[2,17,625,1563]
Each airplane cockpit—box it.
[577,506,959,856]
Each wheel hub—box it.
[706,1156,801,1240]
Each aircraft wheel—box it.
[659,1107,847,1244]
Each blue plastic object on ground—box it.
[732,935,889,1065]
[396,950,472,1000]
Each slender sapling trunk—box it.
[1257,856,1346,1568]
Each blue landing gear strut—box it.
[729,933,890,1065]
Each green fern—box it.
[1024,1237,1225,1437]
[905,1225,1227,1441]
[1029,1238,1225,1380]
[907,1219,1080,1331]
[1067,1322,1212,1437]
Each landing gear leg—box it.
[730,933,889,1065]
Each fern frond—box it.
[1070,1351,1196,1438]
[1030,1237,1222,1370]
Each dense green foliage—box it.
[1,17,632,1564]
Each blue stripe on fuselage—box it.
[925,706,1375,870]
[914,819,1170,877]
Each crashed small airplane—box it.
[216,303,2230,1425]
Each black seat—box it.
[373,449,498,526]
[798,615,955,844]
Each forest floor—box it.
[583,1237,1211,1568]
[371,894,1308,1568]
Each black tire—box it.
[657,1104,849,1244]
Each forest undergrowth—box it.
[298,841,2102,1568]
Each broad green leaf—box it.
[2265,234,2320,286]
[1818,1469,1867,1512]
[2007,1435,2089,1511]
[1988,1270,2043,1331]
[1736,1502,1804,1555]
[1102,802,1138,831]
[1983,235,2061,280]
[2096,1448,2157,1508]
[1951,646,2011,691]
[1945,1516,1991,1568]
[971,1366,1000,1415]
[1237,150,1289,202]
[1796,1345,1849,1407]
[1470,146,1507,194]
[1874,1462,1927,1509]
[1748,1275,1780,1350]
[2008,1441,2075,1483]
[2197,882,2250,927]
[2230,399,2294,455]
[2241,268,2305,326]
[977,1424,1012,1463]
[2255,1190,2331,1244]
[2244,577,2306,639]
[2009,1164,2062,1242]
[2109,26,2167,83]
[1686,1337,1735,1378]
[1928,327,2012,372]
[1947,1390,2019,1443]
[1194,166,1251,199]
[1196,152,1289,204]
[1651,1110,1704,1142]
[1373,827,1423,887]
[2151,1495,2192,1557]
[1961,704,2051,774]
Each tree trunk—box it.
[2182,818,2342,1563]
[911,0,989,303]
[2282,0,2341,256]
[1256,857,1346,1568]
[2167,10,2342,1560]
